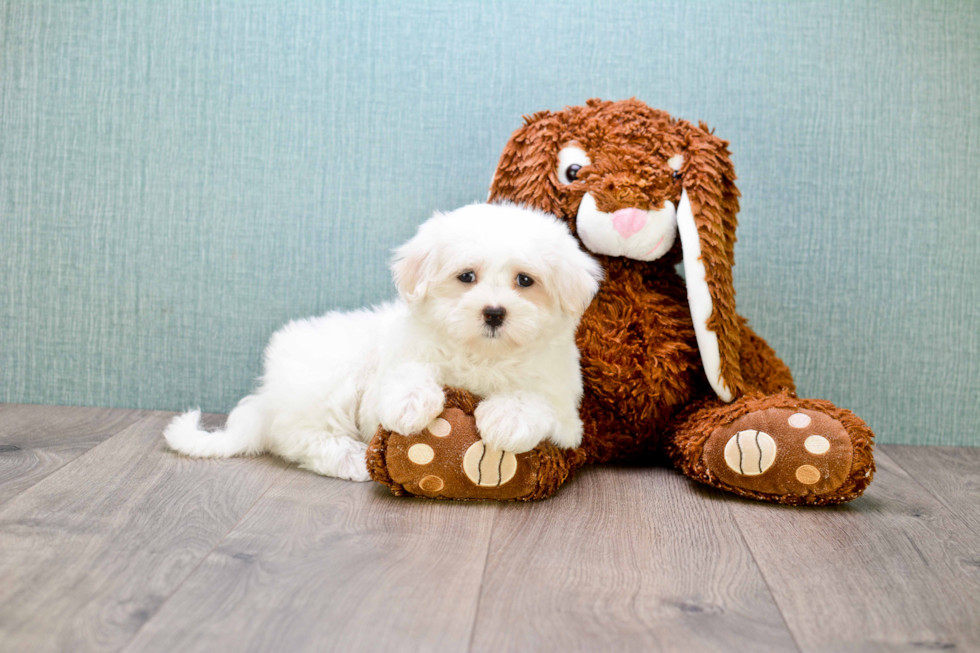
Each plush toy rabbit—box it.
[367,99,875,505]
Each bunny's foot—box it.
[667,393,875,505]
[366,388,576,501]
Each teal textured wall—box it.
[1,1,978,445]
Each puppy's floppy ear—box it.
[489,110,564,215]
[543,233,604,317]
[390,220,440,303]
[674,121,746,402]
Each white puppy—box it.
[164,202,603,481]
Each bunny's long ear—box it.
[675,122,745,402]
[488,110,563,215]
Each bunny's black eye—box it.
[516,274,534,288]
[557,146,591,185]
[457,270,476,284]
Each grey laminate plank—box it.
[0,404,144,505]
[0,411,289,653]
[124,472,497,653]
[469,465,799,653]
[882,444,980,535]
[727,448,980,652]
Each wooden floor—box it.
[0,405,977,653]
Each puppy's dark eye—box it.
[566,164,581,182]
[516,274,534,288]
[457,271,476,284]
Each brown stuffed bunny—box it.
[367,99,875,505]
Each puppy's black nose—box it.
[482,306,506,328]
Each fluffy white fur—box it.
[164,202,603,481]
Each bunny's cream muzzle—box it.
[575,192,678,261]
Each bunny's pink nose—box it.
[611,208,647,239]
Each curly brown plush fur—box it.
[369,99,875,505]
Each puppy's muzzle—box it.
[482,306,506,329]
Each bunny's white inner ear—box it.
[677,189,734,403]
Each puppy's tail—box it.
[164,395,267,458]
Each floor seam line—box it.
[877,446,980,542]
[465,505,499,653]
[876,446,959,515]
[117,461,291,653]
[0,410,150,510]
[730,504,805,653]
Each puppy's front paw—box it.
[475,394,553,454]
[379,383,446,435]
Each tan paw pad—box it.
[795,465,821,485]
[723,430,777,476]
[407,443,434,465]
[463,441,517,487]
[804,435,830,454]
[419,475,444,492]
[427,418,452,437]
[788,412,811,428]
